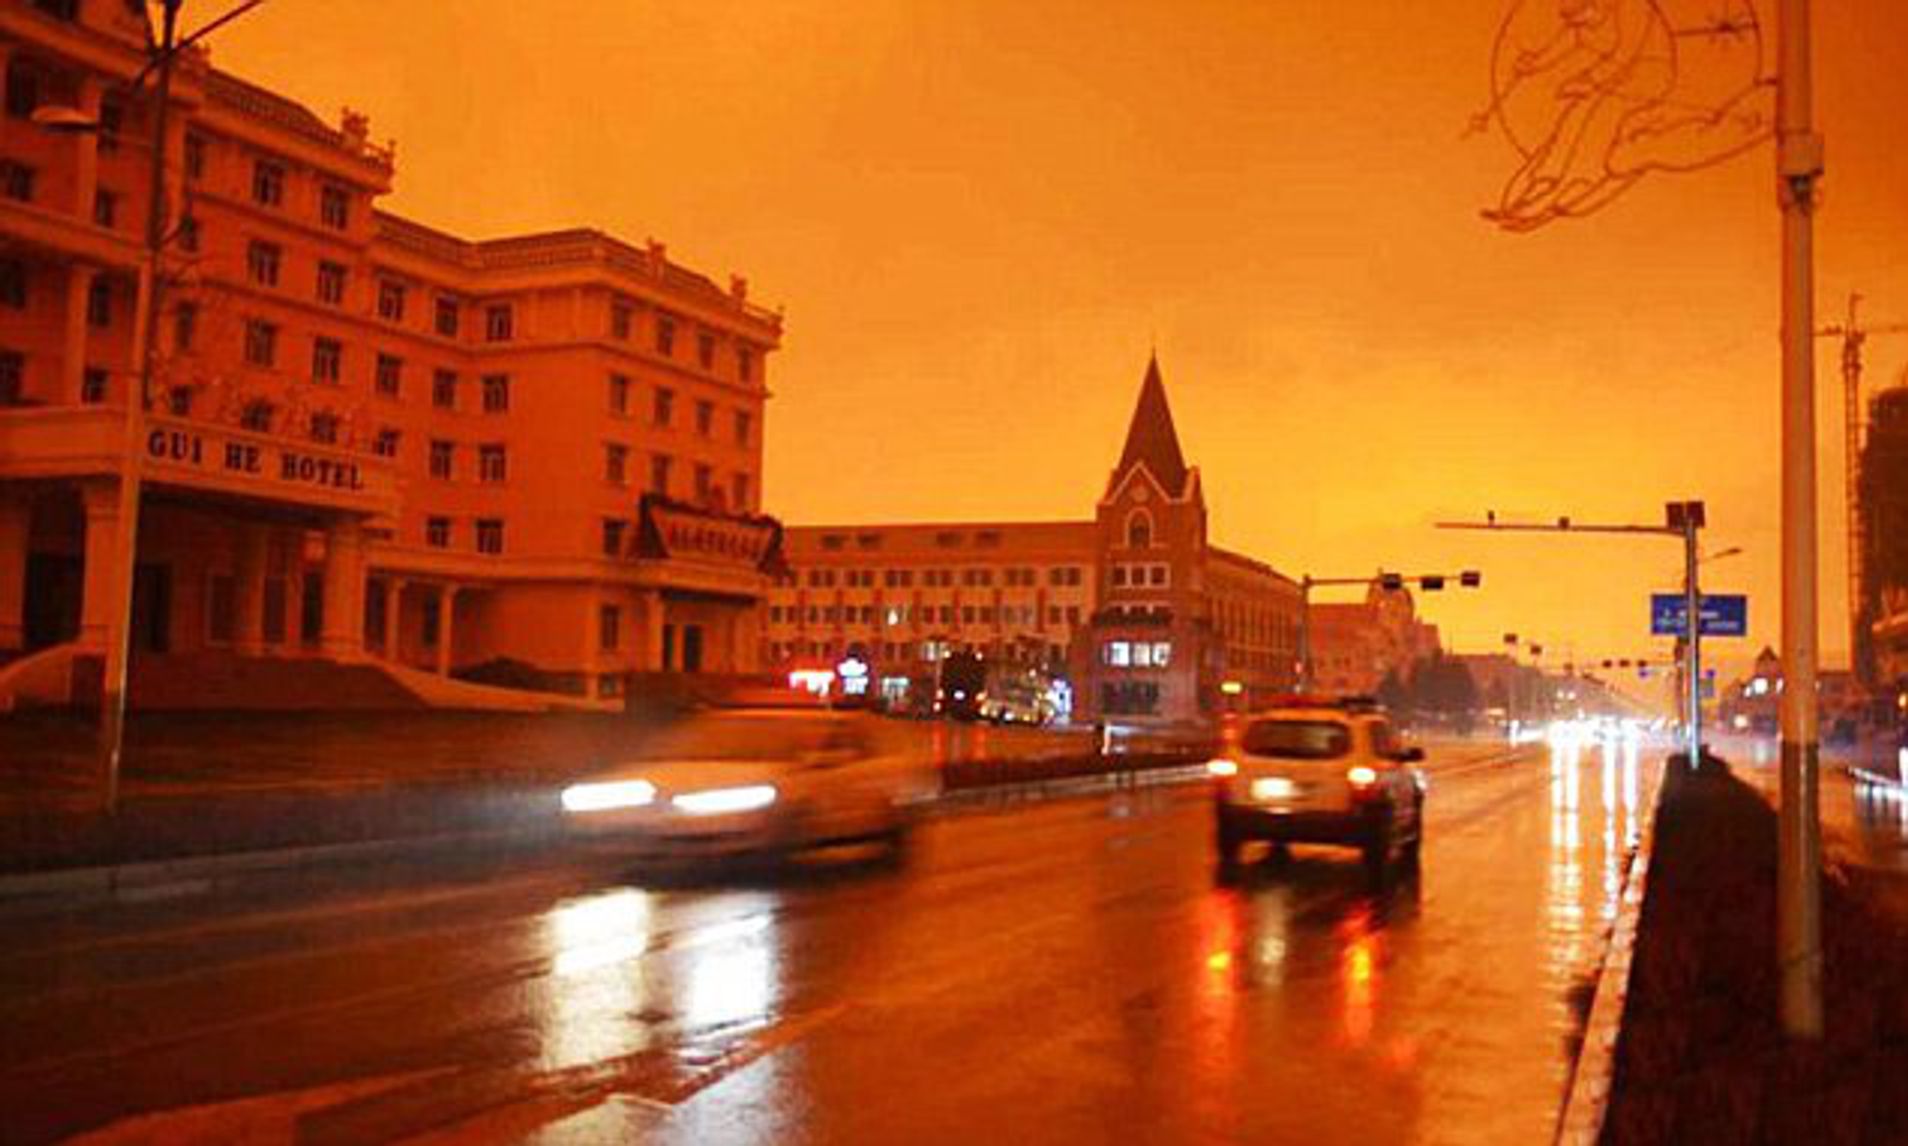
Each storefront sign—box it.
[141,421,390,502]
[642,496,781,571]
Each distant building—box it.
[1307,582,1441,697]
[1864,386,1908,696]
[0,3,782,708]
[765,357,1304,724]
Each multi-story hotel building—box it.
[0,1,782,708]
[766,358,1305,725]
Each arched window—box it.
[1126,508,1153,550]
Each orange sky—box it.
[212,0,1908,686]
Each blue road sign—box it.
[1650,594,1749,637]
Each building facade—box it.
[0,1,782,707]
[1306,582,1441,698]
[764,358,1304,725]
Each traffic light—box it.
[1503,632,1519,645]
[1379,572,1405,591]
[1420,575,1445,591]
[1460,570,1482,588]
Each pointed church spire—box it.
[1113,354,1190,496]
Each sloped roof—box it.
[1112,354,1189,496]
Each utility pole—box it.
[1814,292,1908,688]
[1776,0,1825,1040]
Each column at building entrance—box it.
[319,518,366,660]
[77,481,121,651]
[233,524,269,655]
[0,496,28,652]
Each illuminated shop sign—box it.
[142,422,388,498]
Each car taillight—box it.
[1346,765,1378,788]
[1206,758,1238,778]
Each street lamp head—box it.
[29,105,103,135]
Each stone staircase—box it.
[127,651,426,711]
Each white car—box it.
[560,705,939,863]
[1207,702,1426,884]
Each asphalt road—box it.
[0,735,1656,1145]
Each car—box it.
[1206,701,1426,885]
[560,705,939,864]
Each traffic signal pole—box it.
[1683,513,1704,768]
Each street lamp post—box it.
[34,0,267,810]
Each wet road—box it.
[0,736,1656,1145]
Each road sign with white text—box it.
[1650,594,1748,637]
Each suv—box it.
[1208,702,1425,884]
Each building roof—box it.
[1112,355,1190,497]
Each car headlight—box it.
[672,785,779,815]
[561,779,657,813]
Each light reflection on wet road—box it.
[0,735,1660,1144]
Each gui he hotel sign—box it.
[639,494,783,572]
[141,418,396,509]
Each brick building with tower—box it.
[765,357,1306,726]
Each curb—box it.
[1554,755,1670,1146]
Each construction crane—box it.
[1815,292,1908,686]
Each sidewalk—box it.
[1599,755,1908,1144]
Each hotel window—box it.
[695,399,714,437]
[981,606,997,625]
[655,316,676,356]
[86,280,111,327]
[316,260,346,306]
[246,240,281,287]
[183,133,205,180]
[434,296,460,337]
[373,428,400,457]
[244,319,277,367]
[1047,605,1062,625]
[309,412,341,444]
[697,332,716,370]
[731,472,751,511]
[601,519,627,557]
[167,387,193,416]
[475,519,505,555]
[0,260,25,309]
[432,369,457,409]
[425,517,451,548]
[311,336,342,384]
[4,65,38,117]
[81,367,107,404]
[375,353,402,398]
[0,161,34,203]
[176,214,200,252]
[429,440,454,480]
[1103,641,1132,667]
[604,443,628,484]
[734,410,752,446]
[610,301,632,341]
[377,281,406,323]
[599,605,622,652]
[484,303,513,342]
[92,189,118,229]
[240,399,275,432]
[1126,509,1153,549]
[653,386,674,427]
[481,374,510,413]
[319,185,349,231]
[252,160,284,208]
[650,454,671,495]
[608,373,630,414]
[1150,565,1169,587]
[737,345,754,383]
[96,101,121,153]
[694,463,713,502]
[961,606,976,625]
[478,443,507,483]
[1111,566,1128,588]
